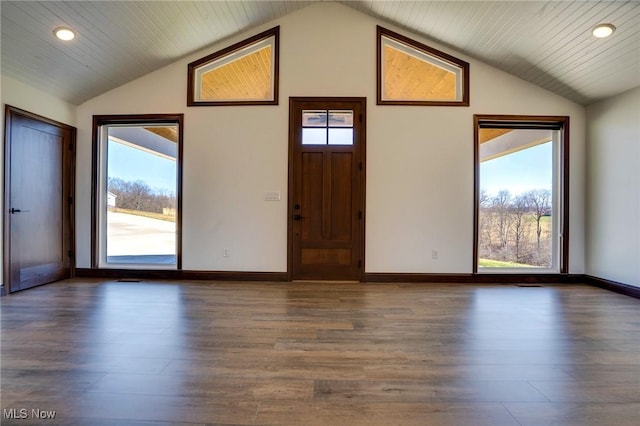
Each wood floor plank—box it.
[313,379,549,402]
[53,420,207,426]
[88,373,315,400]
[362,363,575,381]
[561,365,640,383]
[529,380,640,403]
[160,358,369,381]
[503,402,640,426]
[1,355,172,374]
[0,369,106,392]
[2,393,258,424]
[254,401,521,426]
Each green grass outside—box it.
[478,258,538,268]
[110,207,176,223]
[524,215,552,226]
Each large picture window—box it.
[474,115,569,273]
[92,115,183,269]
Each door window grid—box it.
[302,110,354,145]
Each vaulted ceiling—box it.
[2,1,638,106]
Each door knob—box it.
[293,214,304,221]
[10,208,29,214]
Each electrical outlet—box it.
[223,248,230,257]
[432,249,439,260]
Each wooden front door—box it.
[289,98,365,281]
[3,106,75,293]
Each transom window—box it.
[302,110,354,145]
[187,27,279,106]
[377,26,469,106]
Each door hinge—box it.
[359,162,363,171]
[68,196,73,204]
[358,113,363,122]
[68,142,74,151]
[68,250,74,258]
[358,260,362,268]
[358,210,363,220]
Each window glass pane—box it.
[478,128,555,269]
[302,128,327,145]
[105,125,178,266]
[328,128,353,145]
[302,110,327,127]
[328,110,353,127]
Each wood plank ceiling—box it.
[1,1,638,106]
[479,129,514,145]
[383,44,457,101]
[352,0,640,105]
[0,0,311,105]
[199,46,273,101]
[144,127,178,144]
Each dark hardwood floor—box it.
[1,279,639,425]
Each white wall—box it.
[0,75,77,287]
[1,75,77,126]
[586,87,640,287]
[75,2,586,274]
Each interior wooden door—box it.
[289,98,365,281]
[4,106,75,293]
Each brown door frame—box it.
[90,114,184,270]
[3,105,76,294]
[287,97,367,281]
[473,114,569,274]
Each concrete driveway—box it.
[107,211,175,256]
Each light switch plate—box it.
[264,191,280,201]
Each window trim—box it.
[473,115,570,274]
[187,26,279,106]
[377,26,470,106]
[91,114,184,270]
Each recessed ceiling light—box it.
[54,27,75,41]
[592,23,616,38]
